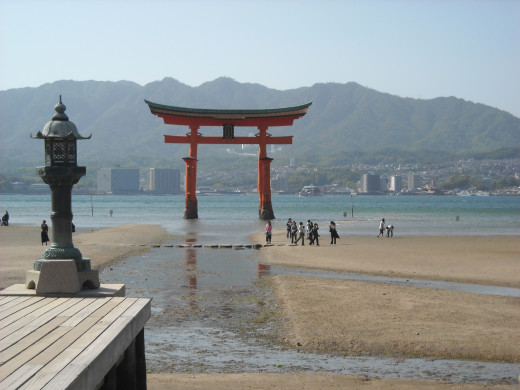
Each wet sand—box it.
[1,225,519,389]
[251,231,520,288]
[251,231,519,361]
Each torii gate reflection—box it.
[145,100,311,220]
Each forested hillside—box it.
[1,77,518,176]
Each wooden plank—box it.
[59,297,112,327]
[0,296,44,318]
[0,298,81,352]
[0,295,22,307]
[1,298,121,389]
[0,364,42,390]
[0,297,59,330]
[0,298,116,364]
[120,298,152,337]
[18,298,137,390]
[0,297,69,340]
[42,298,151,390]
[0,297,41,320]
[0,325,70,381]
[0,316,67,356]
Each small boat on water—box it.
[299,185,321,197]
[456,190,474,196]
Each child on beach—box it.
[265,221,272,243]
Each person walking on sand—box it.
[306,220,313,242]
[377,218,385,238]
[329,221,339,244]
[41,220,49,245]
[286,218,292,239]
[313,222,320,246]
[265,220,272,244]
[295,222,306,246]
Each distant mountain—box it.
[1,77,519,174]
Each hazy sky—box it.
[1,0,519,117]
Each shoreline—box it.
[2,224,519,388]
[250,230,520,288]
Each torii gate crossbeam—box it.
[145,100,312,220]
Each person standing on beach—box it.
[41,220,49,245]
[290,221,298,244]
[295,222,306,246]
[286,218,292,238]
[377,218,386,238]
[329,221,339,244]
[265,220,272,244]
[313,223,320,246]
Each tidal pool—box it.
[101,244,519,385]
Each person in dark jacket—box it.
[329,221,339,244]
[41,220,50,245]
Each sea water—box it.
[1,193,519,239]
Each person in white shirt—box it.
[295,222,306,246]
[377,218,385,238]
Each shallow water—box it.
[101,245,520,385]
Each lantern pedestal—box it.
[25,259,100,294]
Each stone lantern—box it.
[26,96,100,294]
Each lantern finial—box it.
[52,95,68,121]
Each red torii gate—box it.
[145,100,312,220]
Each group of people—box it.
[377,218,394,238]
[271,218,340,246]
[286,219,321,246]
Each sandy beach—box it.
[0,224,170,289]
[251,231,519,361]
[1,225,519,389]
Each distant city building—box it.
[271,174,288,192]
[149,168,180,194]
[407,173,423,191]
[361,173,381,193]
[97,168,139,194]
[380,177,388,193]
[390,175,402,193]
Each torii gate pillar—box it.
[183,157,198,219]
[259,156,274,220]
[258,125,274,220]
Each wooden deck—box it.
[0,295,151,390]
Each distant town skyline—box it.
[1,0,519,117]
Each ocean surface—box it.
[1,193,519,239]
